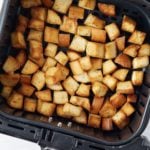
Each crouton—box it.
[21,0,42,8]
[115,54,132,68]
[98,3,116,16]
[84,14,105,29]
[77,26,91,37]
[92,82,108,97]
[53,91,68,104]
[11,32,26,49]
[110,93,127,109]
[24,98,37,112]
[69,35,87,52]
[60,16,78,34]
[47,9,62,25]
[115,36,125,51]
[63,76,79,95]
[121,103,135,117]
[67,50,81,61]
[112,69,129,81]
[133,56,149,69]
[116,81,134,94]
[70,96,90,111]
[103,60,117,75]
[42,0,53,8]
[35,89,51,101]
[47,83,63,91]
[121,15,136,33]
[69,6,84,19]
[88,114,101,128]
[78,0,96,10]
[128,30,146,45]
[76,84,90,97]
[21,60,39,75]
[20,75,31,84]
[16,50,26,67]
[29,55,45,67]
[86,42,105,58]
[91,58,102,70]
[102,118,113,131]
[99,100,116,118]
[31,71,45,90]
[138,44,150,57]
[53,0,72,14]
[105,23,120,41]
[91,28,106,43]
[44,26,59,44]
[73,72,90,83]
[57,64,69,80]
[42,58,56,72]
[131,71,144,86]
[58,34,70,47]
[0,86,13,99]
[127,94,137,103]
[16,25,26,33]
[44,43,58,58]
[105,41,117,59]
[91,96,104,114]
[27,30,43,42]
[88,70,103,82]
[79,56,92,71]
[63,103,82,117]
[56,105,71,118]
[28,19,44,31]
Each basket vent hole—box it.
[0,121,2,125]
[89,145,105,150]
[30,130,35,134]
[8,124,24,130]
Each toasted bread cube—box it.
[8,91,23,109]
[20,75,31,84]
[21,60,39,75]
[60,16,78,34]
[131,71,144,86]
[116,81,134,94]
[92,82,108,97]
[63,76,79,96]
[55,51,69,66]
[84,14,105,29]
[18,83,35,97]
[3,56,20,73]
[0,74,20,87]
[69,60,84,75]
[73,110,87,125]
[27,30,43,42]
[91,28,106,43]
[35,89,52,101]
[24,98,37,112]
[54,91,68,104]
[102,118,113,131]
[88,70,103,82]
[53,0,72,14]
[44,43,58,58]
[91,58,102,70]
[77,26,91,37]
[46,76,57,86]
[103,60,117,75]
[103,75,117,91]
[121,103,135,117]
[91,96,104,114]
[42,0,53,8]
[105,41,117,59]
[11,32,26,49]
[63,103,82,117]
[44,26,59,44]
[69,35,87,52]
[57,64,69,80]
[86,42,105,58]
[16,25,26,33]
[78,0,96,10]
[112,69,129,81]
[58,34,70,47]
[42,57,57,72]
[88,114,101,128]
[121,15,136,33]
[69,6,84,19]
[70,96,90,111]
[31,71,45,90]
[47,9,62,25]
[67,50,81,61]
[138,44,150,57]
[73,73,90,83]
[31,7,46,21]
[0,86,13,99]
[100,101,116,118]
[16,50,27,67]
[21,0,41,8]
[110,93,126,109]
[115,54,132,68]
[76,84,90,97]
[79,56,92,71]
[115,36,125,51]
[17,15,29,28]
[48,83,63,91]
[128,30,146,45]
[29,55,45,67]
[98,3,115,16]
[28,19,44,31]
[133,56,149,69]
[112,111,129,129]
[56,105,71,118]
[105,23,120,41]
[127,94,137,103]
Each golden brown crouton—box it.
[24,98,37,112]
[35,89,52,101]
[73,73,90,83]
[28,19,44,31]
[67,50,81,61]
[121,103,135,117]
[0,86,13,99]
[48,83,63,91]
[69,6,84,19]
[16,50,27,67]
[77,25,91,37]
[115,36,125,51]
[76,84,91,97]
[20,75,31,84]
[91,58,102,70]
[112,69,129,81]
[79,56,92,71]
[42,0,53,8]
[138,44,150,56]
[29,55,45,67]
[79,0,96,10]
[53,91,68,104]
[58,34,70,47]
[27,30,43,42]
[88,114,101,128]
[21,0,42,8]
[57,64,69,80]
[127,94,137,103]
[88,70,103,82]
[102,118,113,131]
[131,71,144,86]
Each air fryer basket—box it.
[0,0,150,148]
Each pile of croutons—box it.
[0,0,149,131]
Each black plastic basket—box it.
[0,0,150,150]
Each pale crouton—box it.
[91,58,102,70]
[0,86,12,99]
[77,26,91,37]
[24,98,37,112]
[76,84,91,97]
[56,105,71,118]
[88,70,103,82]
[20,75,31,84]
[79,56,92,71]
[69,6,84,19]
[115,36,125,51]
[16,50,27,67]
[131,71,144,86]
[127,94,137,103]
[42,0,53,8]
[28,19,44,31]
[58,34,70,47]
[21,0,41,8]
[53,91,68,104]
[88,114,101,128]
[27,30,43,42]
[121,103,135,117]
[73,72,90,83]
[102,118,113,131]
[48,82,63,91]
[138,44,150,56]
[67,50,81,61]
[112,69,129,81]
[78,0,96,10]
[35,89,51,101]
